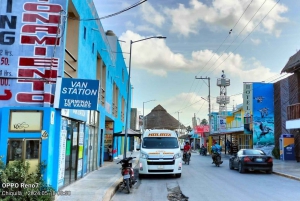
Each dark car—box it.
[229,149,273,174]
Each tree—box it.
[200,119,208,125]
[186,125,192,133]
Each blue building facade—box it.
[0,0,131,191]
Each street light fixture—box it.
[143,99,156,132]
[123,36,166,159]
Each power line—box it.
[196,0,255,77]
[68,0,147,21]
[204,0,267,76]
[180,0,254,115]
[179,72,291,116]
[208,0,281,76]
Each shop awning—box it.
[113,128,141,137]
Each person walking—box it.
[108,145,113,161]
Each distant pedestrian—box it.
[191,141,194,150]
[108,145,113,161]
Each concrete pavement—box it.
[55,151,300,201]
[55,151,140,201]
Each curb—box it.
[272,171,300,182]
[102,158,139,201]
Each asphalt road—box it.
[111,152,300,201]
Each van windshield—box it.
[142,137,179,149]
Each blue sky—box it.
[94,0,300,127]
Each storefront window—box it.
[8,140,23,161]
[25,140,40,159]
[7,139,41,174]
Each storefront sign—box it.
[61,109,88,122]
[41,130,48,140]
[243,83,253,117]
[9,110,43,132]
[54,78,100,110]
[218,115,226,132]
[0,0,67,106]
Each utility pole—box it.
[175,111,182,136]
[195,76,211,136]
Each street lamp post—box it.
[123,36,166,159]
[143,99,156,133]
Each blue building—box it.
[0,0,131,190]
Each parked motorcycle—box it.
[182,151,191,165]
[117,156,136,193]
[212,153,222,167]
[199,147,207,156]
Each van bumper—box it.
[138,158,182,175]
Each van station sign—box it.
[54,78,100,110]
[0,0,67,106]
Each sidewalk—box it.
[55,151,140,201]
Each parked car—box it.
[229,149,273,174]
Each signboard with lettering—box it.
[54,78,100,110]
[9,110,43,132]
[0,0,67,106]
[218,115,226,133]
[61,109,88,122]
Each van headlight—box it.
[174,153,181,159]
[140,152,149,159]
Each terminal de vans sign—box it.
[54,78,100,110]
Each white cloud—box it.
[163,0,288,37]
[136,25,158,34]
[250,38,261,45]
[120,31,277,81]
[162,92,208,126]
[140,2,165,27]
[125,21,134,29]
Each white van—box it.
[138,129,182,178]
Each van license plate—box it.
[157,165,164,169]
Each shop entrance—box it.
[64,119,79,186]
[7,139,40,174]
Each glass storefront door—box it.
[64,119,79,186]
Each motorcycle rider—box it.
[183,141,191,160]
[211,142,223,164]
[200,144,207,155]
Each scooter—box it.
[199,147,207,156]
[117,156,136,193]
[212,153,222,167]
[182,151,191,165]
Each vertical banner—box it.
[243,83,253,134]
[217,115,226,133]
[210,116,215,132]
[0,0,67,106]
[252,83,274,155]
[58,118,67,188]
[77,123,84,178]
